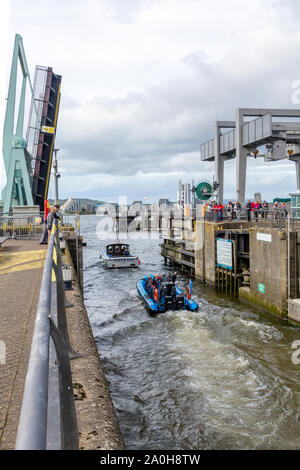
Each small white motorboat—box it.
[100,242,140,268]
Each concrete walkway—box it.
[0,239,47,449]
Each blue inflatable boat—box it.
[137,275,198,313]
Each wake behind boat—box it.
[100,242,140,268]
[137,273,198,313]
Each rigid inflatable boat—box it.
[136,275,198,313]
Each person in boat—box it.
[163,282,172,296]
[185,280,192,300]
[185,284,191,299]
[156,275,162,298]
[161,283,167,298]
[171,285,177,300]
[145,276,152,292]
[149,283,154,297]
[123,246,130,256]
[159,283,164,300]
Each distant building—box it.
[86,203,95,213]
[158,198,169,205]
[158,198,171,210]
[254,192,262,202]
[177,181,191,208]
[129,201,144,214]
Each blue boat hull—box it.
[137,275,198,313]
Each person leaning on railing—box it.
[234,201,241,221]
[280,202,288,219]
[47,205,61,242]
[261,200,268,219]
[254,201,262,222]
[245,200,252,222]
[273,201,280,221]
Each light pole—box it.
[53,148,60,205]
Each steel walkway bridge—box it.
[200,108,300,203]
[60,198,81,213]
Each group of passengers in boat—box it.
[144,272,192,304]
[144,272,176,302]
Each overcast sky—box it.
[1,0,300,202]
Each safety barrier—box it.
[0,212,75,239]
[0,212,44,239]
[204,208,291,228]
[15,222,78,450]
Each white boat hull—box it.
[100,251,139,268]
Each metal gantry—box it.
[200,108,300,203]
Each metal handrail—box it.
[15,223,78,450]
[204,208,289,225]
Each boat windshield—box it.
[106,244,130,256]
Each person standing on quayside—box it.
[47,205,60,242]
[40,212,49,245]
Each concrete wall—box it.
[194,221,216,284]
[248,227,288,317]
[167,219,300,319]
[195,221,205,280]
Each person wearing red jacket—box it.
[254,201,262,222]
[217,202,224,222]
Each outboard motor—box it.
[176,295,184,310]
[171,285,177,309]
[164,296,173,311]
[166,282,173,296]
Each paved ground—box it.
[0,239,47,450]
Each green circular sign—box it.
[196,181,213,200]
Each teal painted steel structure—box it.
[2,34,38,212]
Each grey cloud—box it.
[103,0,163,23]
[8,0,300,203]
[57,43,299,184]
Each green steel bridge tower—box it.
[2,34,35,213]
[2,34,62,213]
